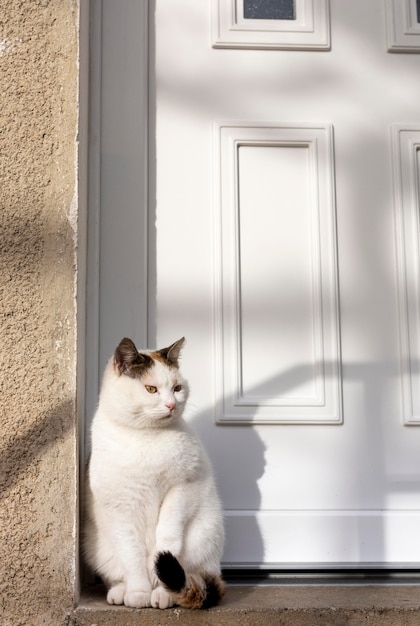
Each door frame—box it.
[85,0,150,441]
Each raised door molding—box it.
[393,126,420,424]
[213,122,342,424]
[212,0,330,50]
[386,0,420,52]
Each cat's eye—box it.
[145,385,158,394]
[173,384,182,393]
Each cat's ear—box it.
[114,338,151,376]
[157,337,185,367]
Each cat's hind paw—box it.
[151,585,174,609]
[107,582,125,605]
[124,590,152,608]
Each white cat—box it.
[84,337,225,609]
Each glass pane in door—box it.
[244,0,295,20]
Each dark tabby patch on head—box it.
[114,338,153,378]
[152,337,185,369]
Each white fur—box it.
[84,344,224,609]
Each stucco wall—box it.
[0,1,80,625]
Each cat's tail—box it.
[155,551,225,609]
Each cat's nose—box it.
[165,399,176,411]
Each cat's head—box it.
[108,336,189,428]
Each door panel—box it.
[151,0,420,567]
[91,0,420,568]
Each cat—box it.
[83,336,225,610]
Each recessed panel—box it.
[237,145,321,404]
[214,123,342,424]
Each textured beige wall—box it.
[0,1,79,625]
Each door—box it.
[89,0,420,568]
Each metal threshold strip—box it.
[222,565,420,586]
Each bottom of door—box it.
[223,510,420,568]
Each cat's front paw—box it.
[124,590,152,608]
[151,586,174,609]
[107,582,125,605]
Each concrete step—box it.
[69,583,420,625]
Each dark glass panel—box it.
[244,0,296,20]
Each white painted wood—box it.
[152,0,420,567]
[386,0,420,52]
[90,0,420,568]
[86,0,149,414]
[393,127,420,424]
[84,0,150,467]
[224,510,420,566]
[214,123,342,423]
[212,0,330,50]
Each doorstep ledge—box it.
[68,584,420,626]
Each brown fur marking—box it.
[176,575,206,609]
[172,574,225,610]
[149,350,177,369]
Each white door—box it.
[89,0,420,568]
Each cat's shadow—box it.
[187,401,267,577]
